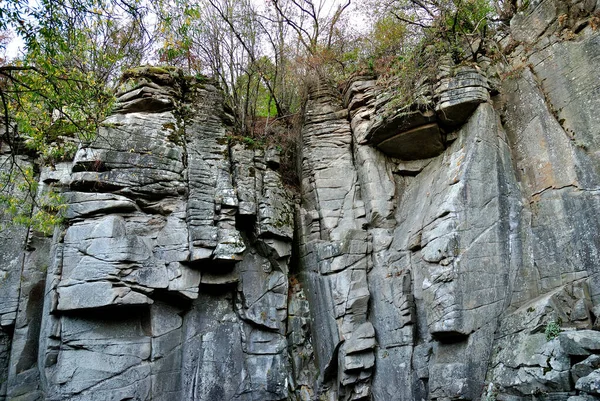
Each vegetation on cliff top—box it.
[0,0,510,232]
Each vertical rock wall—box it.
[295,1,600,400]
[298,79,376,400]
[0,68,298,401]
[1,1,600,400]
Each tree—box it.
[3,0,500,233]
[364,0,494,63]
[154,0,356,135]
[0,0,152,233]
[269,0,351,56]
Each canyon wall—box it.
[2,0,600,400]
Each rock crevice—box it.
[2,2,600,399]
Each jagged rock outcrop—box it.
[298,79,376,400]
[1,1,600,400]
[0,67,297,401]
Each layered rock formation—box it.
[1,67,297,401]
[1,0,600,400]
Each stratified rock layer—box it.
[298,78,376,400]
[1,1,600,400]
[0,68,298,401]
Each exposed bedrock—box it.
[1,68,298,401]
[339,72,521,400]
[357,65,490,161]
[298,78,376,400]
[1,0,600,400]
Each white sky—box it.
[3,0,371,62]
[5,36,24,61]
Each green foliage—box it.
[444,0,494,34]
[242,136,257,147]
[5,60,115,163]
[255,95,278,119]
[332,0,498,119]
[226,134,263,149]
[0,0,149,234]
[352,0,496,80]
[545,320,562,341]
[1,0,149,157]
[372,14,409,57]
[234,57,279,121]
[0,164,66,235]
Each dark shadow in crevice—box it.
[72,160,110,173]
[430,331,469,344]
[70,179,123,193]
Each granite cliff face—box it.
[2,1,600,400]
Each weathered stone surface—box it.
[361,66,489,161]
[376,122,444,160]
[64,192,137,219]
[287,281,317,401]
[0,156,33,330]
[71,111,187,197]
[345,77,397,228]
[231,144,257,215]
[560,330,600,356]
[258,169,294,240]
[334,7,600,396]
[368,108,437,147]
[1,3,600,399]
[434,67,490,125]
[568,396,600,401]
[577,370,600,396]
[572,354,600,383]
[299,78,375,399]
[487,281,595,397]
[0,68,297,401]
[186,84,238,262]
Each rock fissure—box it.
[2,2,600,400]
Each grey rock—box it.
[64,192,137,219]
[376,122,444,161]
[185,84,247,264]
[577,370,600,396]
[299,79,374,399]
[361,67,490,161]
[165,262,201,299]
[434,67,490,125]
[568,396,600,401]
[2,7,600,400]
[71,111,186,197]
[213,228,246,261]
[0,70,298,400]
[57,282,153,310]
[395,158,434,176]
[231,144,257,216]
[115,96,174,113]
[368,108,437,147]
[572,355,600,383]
[345,323,376,354]
[265,146,281,169]
[559,330,600,356]
[114,83,179,114]
[150,302,183,337]
[258,170,294,240]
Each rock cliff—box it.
[2,1,600,400]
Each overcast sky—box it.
[3,0,371,62]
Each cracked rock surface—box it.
[1,1,600,399]
[0,68,296,401]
